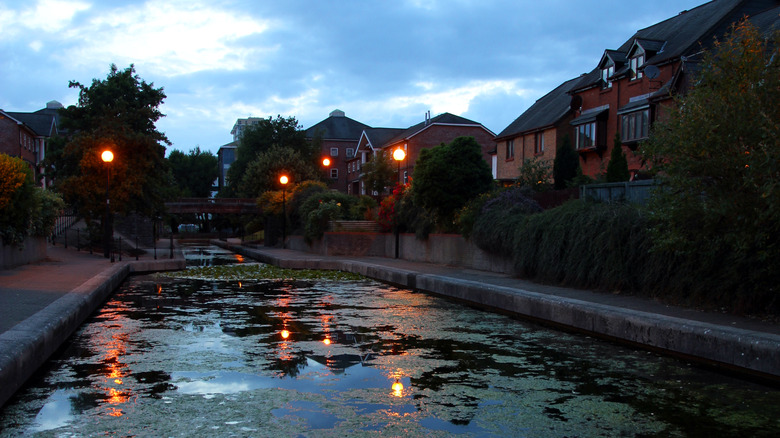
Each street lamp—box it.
[392,147,405,259]
[101,150,114,260]
[279,174,289,249]
[393,147,405,185]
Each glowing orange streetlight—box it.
[392,147,405,184]
[322,157,331,167]
[101,150,114,260]
[280,175,289,248]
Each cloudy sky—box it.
[1,0,706,155]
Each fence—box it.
[580,180,656,205]
[51,207,78,239]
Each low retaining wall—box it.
[0,256,185,407]
[288,232,514,274]
[1,237,47,270]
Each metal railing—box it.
[580,180,656,205]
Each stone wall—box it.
[288,232,514,275]
[0,237,47,269]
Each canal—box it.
[0,245,778,436]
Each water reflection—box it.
[1,245,779,437]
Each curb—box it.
[215,241,780,381]
[0,256,186,408]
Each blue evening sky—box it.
[0,0,705,154]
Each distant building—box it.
[230,117,265,142]
[0,100,61,187]
[304,109,370,193]
[217,141,238,191]
[348,112,495,196]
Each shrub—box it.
[304,200,342,243]
[350,195,378,221]
[516,157,553,191]
[470,186,542,256]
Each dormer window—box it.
[629,54,644,80]
[601,65,614,88]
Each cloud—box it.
[55,0,275,77]
[0,0,90,36]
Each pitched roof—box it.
[361,127,405,149]
[571,0,775,92]
[383,112,493,146]
[5,112,57,137]
[305,110,370,140]
[495,76,582,140]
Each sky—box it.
[1,0,708,156]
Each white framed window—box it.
[506,139,514,160]
[629,55,644,80]
[330,168,338,179]
[601,65,614,88]
[575,122,596,150]
[330,147,338,156]
[403,171,408,185]
[346,148,355,158]
[621,109,650,142]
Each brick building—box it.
[305,110,370,193]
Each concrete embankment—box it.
[215,241,780,382]
[0,255,185,408]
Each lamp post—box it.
[101,150,114,260]
[279,175,289,249]
[392,148,405,259]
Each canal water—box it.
[1,245,778,437]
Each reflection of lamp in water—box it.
[392,380,404,397]
[280,329,290,339]
[322,337,331,345]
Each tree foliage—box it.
[516,157,552,191]
[411,136,494,229]
[605,133,630,182]
[553,134,580,189]
[0,154,64,245]
[641,21,780,304]
[240,146,320,198]
[168,147,218,198]
[224,116,314,197]
[361,151,396,197]
[52,65,170,223]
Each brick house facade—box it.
[568,0,779,179]
[348,113,495,196]
[305,109,369,193]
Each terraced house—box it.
[497,0,780,181]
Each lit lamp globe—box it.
[101,150,114,163]
[279,175,289,185]
[322,158,331,167]
[393,148,405,162]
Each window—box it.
[629,55,644,80]
[346,148,355,158]
[330,169,338,179]
[330,148,338,156]
[575,122,596,150]
[601,65,614,88]
[506,139,514,160]
[403,171,408,185]
[621,109,650,142]
[534,132,544,154]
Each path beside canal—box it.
[1,240,778,409]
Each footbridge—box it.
[165,198,260,215]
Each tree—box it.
[516,157,552,191]
[168,147,218,198]
[361,151,396,197]
[52,65,170,223]
[641,21,780,297]
[412,136,494,229]
[224,116,314,197]
[553,134,580,189]
[605,133,630,182]
[239,146,320,198]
